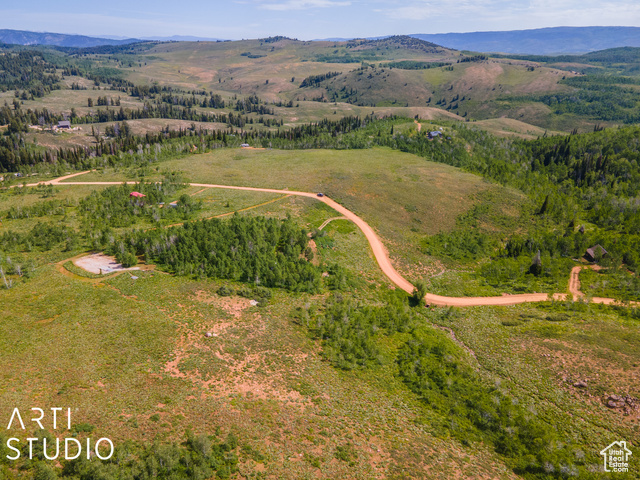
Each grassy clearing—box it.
[0,186,108,236]
[71,146,524,285]
[580,268,640,302]
[473,117,565,139]
[18,86,145,116]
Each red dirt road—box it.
[31,172,632,307]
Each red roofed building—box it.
[130,192,146,198]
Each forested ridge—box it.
[0,50,67,95]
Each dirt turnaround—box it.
[74,253,140,275]
[37,172,632,307]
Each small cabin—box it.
[428,131,441,139]
[129,191,146,198]
[57,121,71,129]
[585,244,607,262]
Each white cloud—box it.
[382,0,502,21]
[257,0,350,11]
[378,0,640,29]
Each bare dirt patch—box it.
[73,253,140,274]
[193,290,252,318]
[307,239,319,266]
[462,63,504,90]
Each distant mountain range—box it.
[410,26,640,55]
[0,29,140,48]
[2,26,640,55]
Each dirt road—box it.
[31,172,632,307]
[568,265,617,305]
[568,265,583,299]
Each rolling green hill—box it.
[5,36,639,136]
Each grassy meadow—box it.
[1,154,637,477]
[0,179,525,478]
[72,146,531,286]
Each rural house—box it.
[57,120,71,129]
[585,244,607,262]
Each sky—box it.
[1,0,639,40]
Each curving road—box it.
[29,171,631,307]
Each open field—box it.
[17,84,146,116]
[71,147,529,286]
[0,211,523,479]
[430,303,640,452]
[473,117,566,139]
[2,166,638,478]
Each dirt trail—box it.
[190,188,209,196]
[568,266,582,299]
[165,194,291,229]
[318,216,348,230]
[38,172,634,307]
[569,264,605,299]
[568,265,618,304]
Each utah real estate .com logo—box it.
[601,441,632,473]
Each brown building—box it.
[585,244,607,262]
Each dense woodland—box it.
[78,174,197,230]
[537,77,640,123]
[109,216,323,292]
[0,51,61,96]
